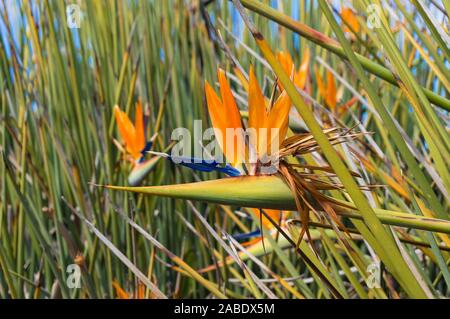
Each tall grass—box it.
[0,0,449,299]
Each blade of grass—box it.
[68,200,167,299]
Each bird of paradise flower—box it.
[204,66,293,242]
[108,69,362,252]
[113,102,162,186]
[106,60,364,258]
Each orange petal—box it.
[297,48,310,89]
[277,51,294,90]
[112,280,130,299]
[134,101,145,153]
[218,69,244,166]
[326,70,337,110]
[342,8,360,33]
[114,105,137,157]
[264,209,284,224]
[267,91,291,153]
[205,80,242,166]
[315,69,326,101]
[248,66,268,156]
[277,51,294,76]
[136,281,145,299]
[217,69,243,132]
[205,80,226,140]
[251,208,284,229]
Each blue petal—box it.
[138,141,153,163]
[232,229,261,240]
[168,156,241,177]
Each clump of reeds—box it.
[0,0,449,299]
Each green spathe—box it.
[104,175,450,234]
[109,175,294,209]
